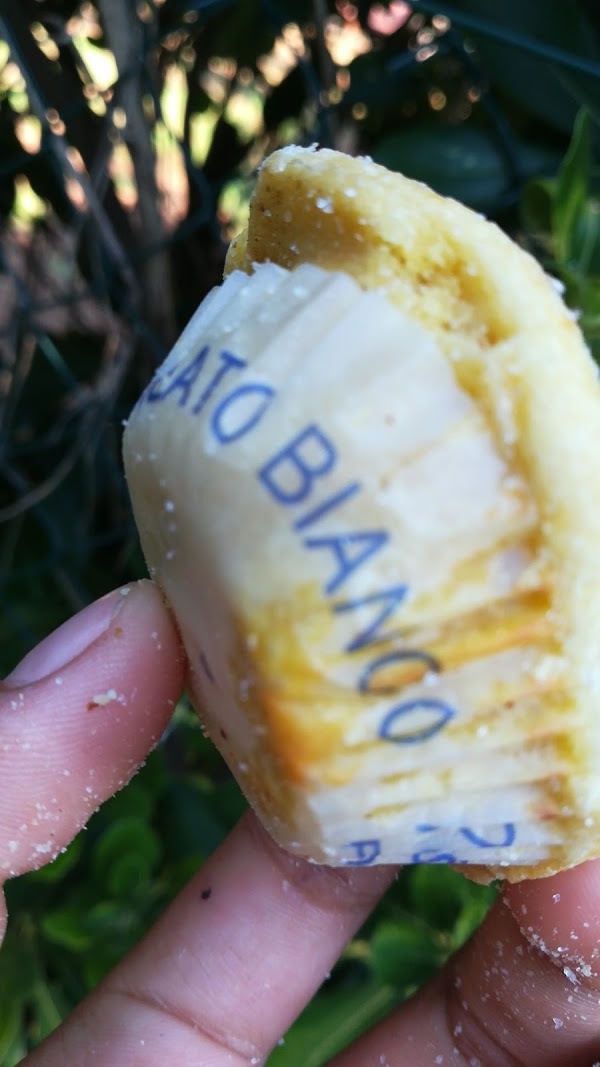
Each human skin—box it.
[1,580,599,1065]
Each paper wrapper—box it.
[123,262,600,881]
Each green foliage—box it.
[438,0,600,132]
[374,124,559,213]
[522,110,600,357]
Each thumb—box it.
[0,580,183,940]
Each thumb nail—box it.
[4,587,131,688]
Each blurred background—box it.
[0,1,599,1062]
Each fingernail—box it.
[4,587,130,687]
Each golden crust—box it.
[225,146,600,882]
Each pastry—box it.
[123,146,600,881]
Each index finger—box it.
[25,812,395,1066]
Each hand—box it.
[1,582,599,1066]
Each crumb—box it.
[87,688,118,710]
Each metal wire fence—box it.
[0,0,599,669]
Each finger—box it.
[0,581,182,903]
[25,811,395,1066]
[329,860,600,1067]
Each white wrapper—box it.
[124,263,572,872]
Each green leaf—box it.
[81,900,145,985]
[520,177,555,238]
[345,49,418,111]
[211,776,248,830]
[82,948,125,990]
[84,899,136,935]
[449,0,600,133]
[25,836,83,885]
[568,197,600,277]
[106,853,155,897]
[97,779,156,824]
[267,975,400,1067]
[370,919,443,989]
[408,864,479,933]
[40,908,94,952]
[157,780,228,862]
[553,110,592,263]
[0,1005,24,1067]
[0,932,31,1055]
[373,125,559,212]
[29,979,68,1044]
[92,817,162,894]
[452,885,498,950]
[0,921,44,1004]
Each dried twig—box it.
[0,9,140,305]
[97,0,176,355]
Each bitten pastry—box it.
[123,146,600,882]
